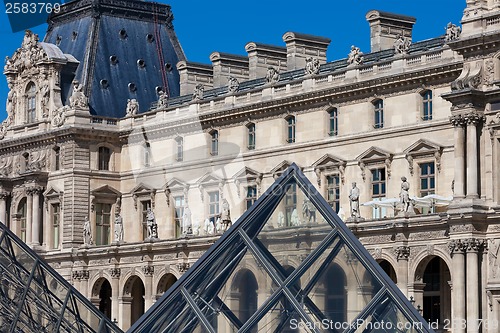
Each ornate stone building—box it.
[2,0,500,331]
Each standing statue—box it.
[146,207,158,239]
[215,217,222,234]
[192,84,204,101]
[400,176,411,213]
[291,208,300,226]
[182,206,192,234]
[445,22,461,42]
[227,76,239,93]
[83,216,93,245]
[114,212,123,242]
[204,218,214,235]
[393,35,411,55]
[302,199,316,223]
[69,80,88,108]
[6,85,16,126]
[157,90,168,108]
[220,199,232,232]
[305,57,320,75]
[265,66,280,84]
[277,211,285,228]
[40,76,50,117]
[349,182,361,219]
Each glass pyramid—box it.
[0,221,122,333]
[129,164,434,333]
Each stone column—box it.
[395,246,410,296]
[464,238,485,333]
[110,268,121,324]
[0,191,9,225]
[31,187,42,246]
[449,240,466,333]
[450,115,466,198]
[26,190,33,245]
[464,113,484,198]
[142,265,154,310]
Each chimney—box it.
[176,61,213,96]
[209,52,249,88]
[244,43,287,80]
[365,10,416,52]
[282,32,331,71]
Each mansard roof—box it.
[128,164,433,333]
[43,0,186,117]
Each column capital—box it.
[448,239,466,255]
[394,246,410,261]
[26,186,43,196]
[72,270,90,281]
[464,111,486,126]
[463,238,485,252]
[449,114,466,127]
[0,191,10,200]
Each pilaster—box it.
[449,239,467,333]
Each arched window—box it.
[421,90,432,121]
[285,116,296,143]
[98,146,111,170]
[328,108,338,136]
[26,82,36,123]
[247,123,255,150]
[22,152,29,173]
[18,198,27,242]
[210,130,219,156]
[373,99,384,129]
[175,137,183,161]
[54,146,61,171]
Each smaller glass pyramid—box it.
[129,164,434,333]
[0,221,122,333]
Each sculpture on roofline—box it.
[69,80,88,108]
[394,34,411,55]
[228,76,239,93]
[192,84,204,101]
[347,45,364,66]
[445,22,461,42]
[157,90,168,108]
[265,66,280,84]
[126,98,139,117]
[305,57,320,75]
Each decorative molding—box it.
[394,246,410,260]
[177,262,190,273]
[110,268,121,278]
[142,265,154,276]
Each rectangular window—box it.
[326,175,340,213]
[420,162,436,197]
[19,202,27,242]
[285,183,297,226]
[174,195,185,237]
[371,168,386,219]
[210,131,219,156]
[247,124,256,150]
[208,191,220,223]
[144,143,151,167]
[95,203,111,245]
[422,91,433,121]
[286,116,296,143]
[141,200,151,239]
[176,137,183,161]
[52,203,60,249]
[246,186,257,210]
[374,100,384,129]
[329,109,338,136]
[98,146,111,171]
[54,147,60,171]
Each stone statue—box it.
[69,80,88,108]
[192,219,200,236]
[302,198,316,223]
[215,217,222,233]
[305,57,320,75]
[220,199,231,232]
[192,84,204,101]
[114,212,123,242]
[228,76,239,93]
[182,206,192,234]
[146,207,158,239]
[40,77,50,117]
[83,216,93,245]
[6,85,16,126]
[204,218,214,235]
[400,176,411,213]
[349,182,361,219]
[125,99,139,117]
[445,22,461,42]
[347,45,364,66]
[265,66,280,84]
[394,35,411,55]
[291,208,300,226]
[277,211,285,228]
[157,90,168,108]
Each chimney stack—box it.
[245,43,287,80]
[282,32,330,71]
[365,10,416,52]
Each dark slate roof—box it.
[44,0,185,117]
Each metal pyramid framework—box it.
[129,164,434,333]
[0,222,122,333]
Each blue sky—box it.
[0,0,464,121]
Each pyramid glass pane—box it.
[0,222,122,333]
[129,165,434,333]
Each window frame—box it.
[173,195,185,238]
[141,200,151,240]
[210,130,219,156]
[51,203,61,249]
[421,90,433,121]
[247,123,256,150]
[326,174,341,213]
[175,136,184,162]
[144,142,151,167]
[207,190,220,224]
[245,185,257,210]
[328,108,338,136]
[26,82,36,123]
[373,99,384,129]
[419,161,436,197]
[370,167,387,219]
[285,115,296,143]
[98,146,111,171]
[94,202,112,246]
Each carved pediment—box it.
[164,178,189,206]
[4,30,47,74]
[92,185,121,197]
[130,183,156,209]
[312,154,346,186]
[271,160,299,179]
[357,147,393,181]
[404,139,443,175]
[233,167,263,197]
[43,186,63,210]
[197,173,224,202]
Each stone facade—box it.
[3,1,500,331]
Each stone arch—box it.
[409,247,452,283]
[156,273,177,297]
[229,269,258,326]
[320,263,347,324]
[376,259,397,283]
[123,275,145,327]
[91,277,112,319]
